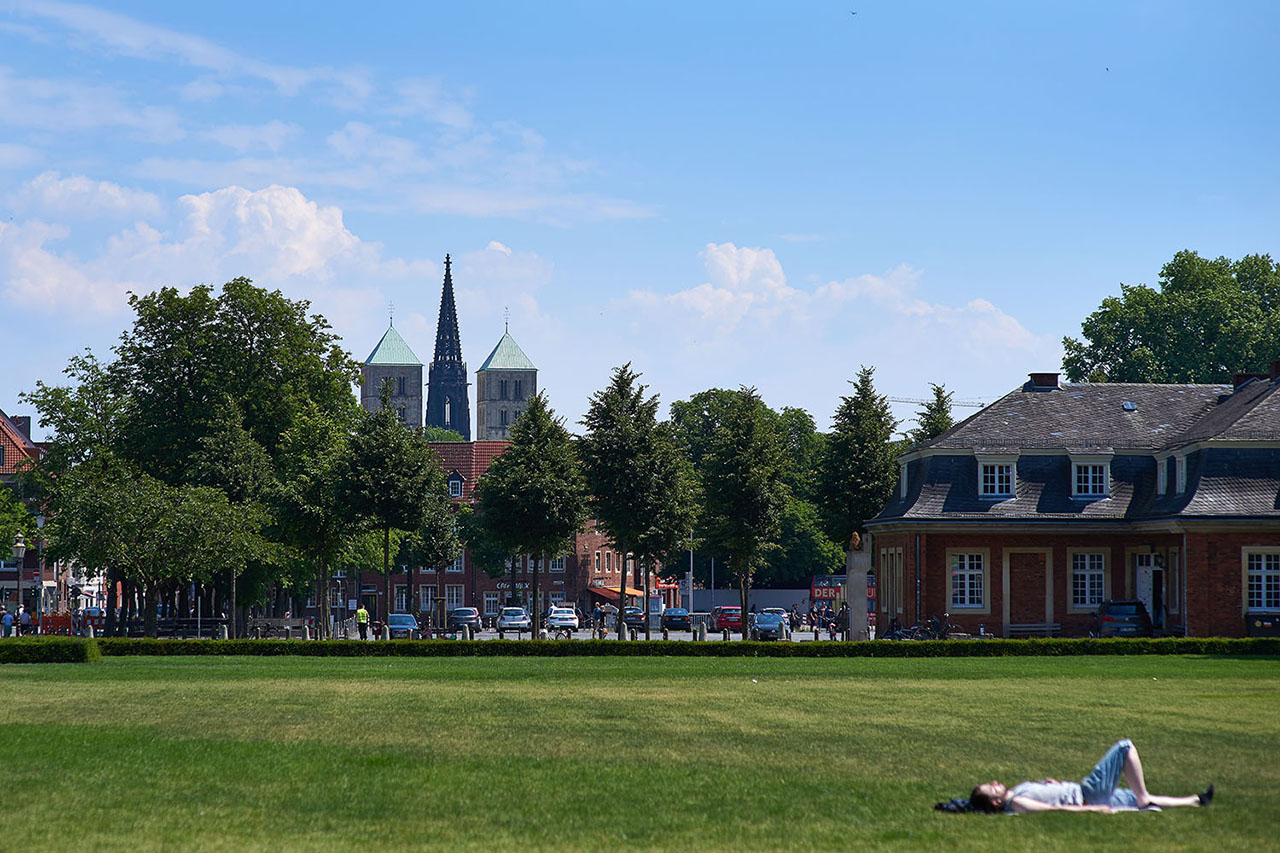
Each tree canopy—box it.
[1063,250,1280,383]
[818,366,899,547]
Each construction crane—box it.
[887,396,986,408]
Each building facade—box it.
[360,323,424,428]
[867,369,1280,638]
[475,329,537,441]
[426,255,471,440]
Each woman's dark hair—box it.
[969,786,1003,813]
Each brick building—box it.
[866,369,1280,638]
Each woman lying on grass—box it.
[970,739,1213,814]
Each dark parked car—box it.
[386,613,419,639]
[447,607,482,631]
[750,610,789,641]
[622,606,647,630]
[1093,600,1153,637]
[660,607,692,632]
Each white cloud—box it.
[390,76,473,128]
[0,67,185,142]
[13,171,165,220]
[204,120,300,153]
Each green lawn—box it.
[1,656,1275,851]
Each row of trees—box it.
[16,278,960,637]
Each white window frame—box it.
[548,590,566,606]
[1176,456,1187,493]
[447,553,465,573]
[329,587,344,609]
[1156,455,1168,495]
[1069,551,1106,611]
[549,555,566,572]
[483,591,500,615]
[419,586,437,611]
[393,585,408,613]
[899,462,908,499]
[1243,548,1280,613]
[1069,453,1112,499]
[448,478,463,498]
[947,549,988,612]
[445,584,464,610]
[978,459,1015,499]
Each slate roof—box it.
[365,324,423,366]
[874,376,1280,525]
[477,331,535,372]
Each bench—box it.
[1007,622,1061,638]
[247,618,310,639]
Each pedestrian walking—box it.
[20,606,32,636]
[1,608,12,638]
[356,602,370,640]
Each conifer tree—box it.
[910,383,954,445]
[818,366,899,548]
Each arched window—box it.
[444,398,451,427]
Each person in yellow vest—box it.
[356,603,370,640]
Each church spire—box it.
[426,253,471,439]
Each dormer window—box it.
[1176,456,1187,493]
[448,474,463,498]
[976,454,1016,500]
[899,462,908,499]
[1157,456,1168,495]
[1069,452,1112,499]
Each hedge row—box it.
[94,636,1280,658]
[0,637,101,664]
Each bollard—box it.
[284,626,291,640]
[382,624,390,641]
[629,628,638,642]
[87,624,95,639]
[662,628,669,641]
[722,628,730,642]
[219,624,229,640]
[464,625,472,641]
[696,622,707,642]
[538,628,548,640]
[304,624,312,641]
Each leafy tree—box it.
[347,382,452,620]
[422,426,466,442]
[818,366,899,548]
[700,387,787,635]
[910,383,954,445]
[274,404,362,639]
[580,364,698,639]
[1063,251,1280,383]
[471,394,587,631]
[758,499,844,587]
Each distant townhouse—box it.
[867,368,1280,638]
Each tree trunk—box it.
[317,557,331,640]
[740,574,750,640]
[642,556,652,640]
[531,554,540,635]
[143,581,158,638]
[104,566,119,635]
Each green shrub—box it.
[92,636,1280,658]
[0,637,100,664]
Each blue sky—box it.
[2,1,1277,438]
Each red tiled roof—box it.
[0,411,40,476]
[430,440,510,502]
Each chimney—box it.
[1027,372,1060,391]
[13,416,30,439]
[1271,360,1280,381]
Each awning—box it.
[588,585,645,602]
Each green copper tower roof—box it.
[365,323,423,366]
[478,330,535,371]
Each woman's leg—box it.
[1121,742,1202,808]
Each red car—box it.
[710,605,742,631]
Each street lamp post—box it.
[35,515,44,635]
[12,532,26,636]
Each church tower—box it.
[361,321,423,429]
[426,255,471,440]
[475,324,537,441]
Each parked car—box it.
[710,605,742,631]
[386,612,419,639]
[496,607,532,637]
[447,607,482,632]
[622,606,647,630]
[660,607,692,632]
[751,610,789,641]
[1093,600,1153,637]
[546,606,579,632]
